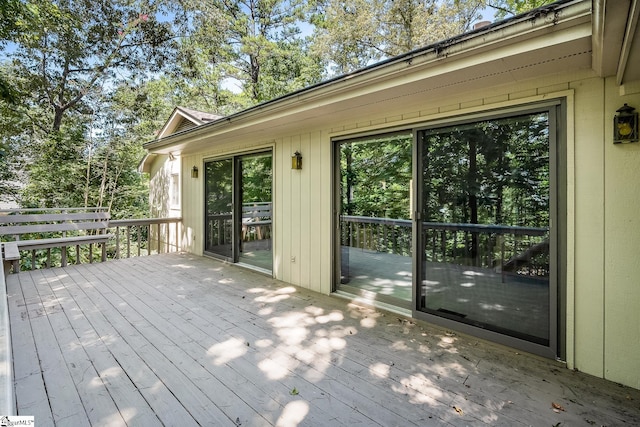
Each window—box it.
[170,174,180,208]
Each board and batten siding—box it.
[178,134,331,295]
[151,68,640,390]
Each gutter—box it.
[143,0,589,153]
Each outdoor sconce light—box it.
[613,103,638,144]
[191,165,199,178]
[291,151,302,170]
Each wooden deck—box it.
[6,253,640,426]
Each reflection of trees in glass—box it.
[421,113,549,228]
[420,112,550,270]
[205,159,233,215]
[340,134,412,219]
[241,154,273,204]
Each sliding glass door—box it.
[417,108,557,349]
[204,159,234,259]
[204,151,273,272]
[336,133,413,307]
[333,102,562,356]
[238,153,273,271]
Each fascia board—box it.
[617,0,640,84]
[156,108,183,139]
[156,108,207,140]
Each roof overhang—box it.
[141,0,596,162]
[156,107,222,140]
[138,152,158,173]
[593,0,640,88]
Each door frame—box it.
[202,149,274,273]
[330,100,566,360]
[412,100,565,360]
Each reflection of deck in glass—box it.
[239,238,272,271]
[339,215,550,342]
[340,246,549,341]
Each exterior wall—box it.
[148,154,182,252]
[150,70,640,389]
[149,154,181,218]
[602,77,640,389]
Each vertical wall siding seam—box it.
[601,79,606,379]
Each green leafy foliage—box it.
[0,0,556,217]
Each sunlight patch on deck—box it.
[369,362,391,378]
[258,354,292,380]
[276,400,309,427]
[207,337,248,365]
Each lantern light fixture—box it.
[613,103,638,144]
[291,151,302,170]
[191,165,199,178]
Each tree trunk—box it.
[468,136,478,266]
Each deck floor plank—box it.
[34,269,127,427]
[132,256,440,426]
[62,265,203,427]
[85,261,273,427]
[44,267,162,427]
[7,253,640,426]
[7,274,55,425]
[89,258,385,427]
[14,270,90,427]
[135,256,505,425]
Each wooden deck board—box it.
[6,253,640,426]
[42,267,162,427]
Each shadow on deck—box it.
[5,253,640,426]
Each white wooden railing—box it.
[0,244,16,415]
[0,216,182,272]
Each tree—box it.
[177,0,323,103]
[1,0,178,210]
[486,0,556,19]
[9,0,175,133]
[310,0,483,74]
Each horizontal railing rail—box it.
[108,217,182,259]
[1,216,183,272]
[340,215,549,277]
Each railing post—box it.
[126,226,131,258]
[175,221,179,252]
[116,226,121,259]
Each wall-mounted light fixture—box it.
[191,165,199,178]
[291,151,302,170]
[614,103,638,144]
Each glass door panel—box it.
[418,112,551,345]
[239,153,273,271]
[204,159,234,259]
[337,133,413,306]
